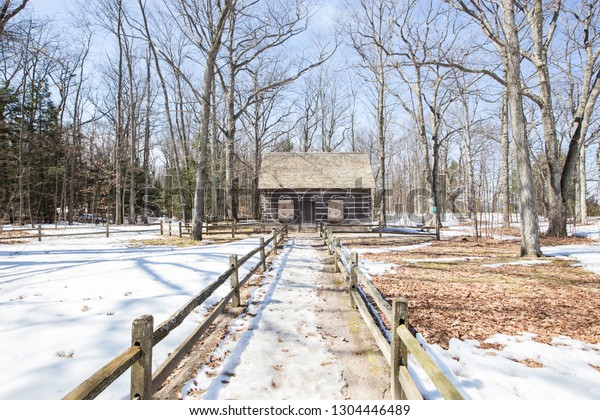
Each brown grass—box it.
[355,237,600,349]
[129,234,255,247]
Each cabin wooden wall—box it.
[260,189,372,224]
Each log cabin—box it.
[258,152,376,226]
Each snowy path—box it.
[183,237,347,399]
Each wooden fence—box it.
[0,221,274,241]
[322,229,463,400]
[319,222,437,238]
[62,225,288,400]
[0,223,163,241]
[170,221,272,239]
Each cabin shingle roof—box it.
[258,152,376,190]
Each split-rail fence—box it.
[0,221,271,241]
[322,229,464,400]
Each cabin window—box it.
[327,199,344,222]
[277,199,294,223]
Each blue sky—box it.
[28,0,73,19]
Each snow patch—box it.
[482,260,551,268]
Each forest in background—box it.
[1,0,599,255]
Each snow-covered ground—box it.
[0,229,269,400]
[2,221,600,400]
[182,237,346,400]
[423,333,600,399]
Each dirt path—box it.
[311,237,391,399]
[154,234,389,399]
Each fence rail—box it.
[319,222,437,238]
[0,221,277,241]
[322,228,463,400]
[62,225,288,400]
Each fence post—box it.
[230,254,240,307]
[38,225,42,242]
[232,221,236,239]
[272,229,278,255]
[349,252,358,309]
[131,315,154,400]
[168,222,172,237]
[160,220,164,235]
[106,220,110,238]
[379,221,382,239]
[391,298,409,400]
[260,237,267,272]
[333,238,341,273]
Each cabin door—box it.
[300,199,315,224]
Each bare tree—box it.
[0,0,29,36]
[448,0,542,256]
[217,0,334,220]
[174,0,234,240]
[560,2,600,226]
[136,0,188,223]
[501,88,511,227]
[241,57,296,218]
[349,0,394,225]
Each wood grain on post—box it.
[38,225,42,241]
[178,221,182,238]
[131,315,154,400]
[392,298,409,400]
[230,254,240,307]
[272,229,278,255]
[349,252,358,309]
[168,222,172,236]
[160,220,163,235]
[260,237,267,272]
[333,238,341,273]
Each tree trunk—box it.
[225,20,237,221]
[210,80,219,221]
[578,142,587,224]
[463,97,477,236]
[502,0,542,257]
[143,48,152,224]
[501,90,511,227]
[190,2,232,240]
[115,0,124,225]
[252,96,261,220]
[137,0,187,224]
[126,37,137,225]
[525,0,565,237]
[377,55,386,226]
